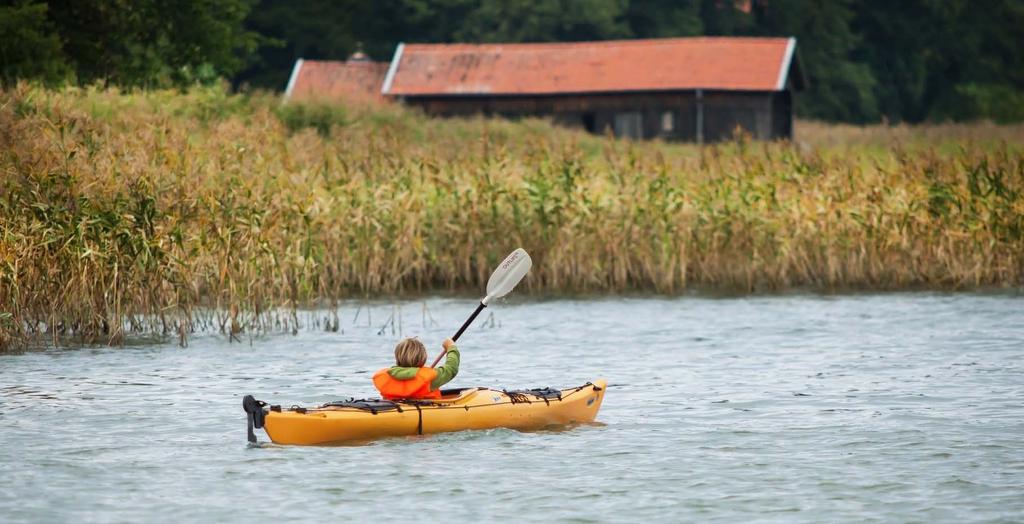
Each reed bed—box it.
[1,84,1022,348]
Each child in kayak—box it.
[373,337,459,400]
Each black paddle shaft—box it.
[452,302,487,342]
[431,301,487,368]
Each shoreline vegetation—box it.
[1,84,1022,349]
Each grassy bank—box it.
[1,84,1022,348]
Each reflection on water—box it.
[2,293,1023,522]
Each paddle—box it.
[430,248,532,368]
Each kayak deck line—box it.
[243,379,607,445]
[299,383,595,412]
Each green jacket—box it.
[386,346,460,391]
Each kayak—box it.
[243,379,606,445]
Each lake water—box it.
[1,294,1022,522]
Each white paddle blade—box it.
[484,248,532,303]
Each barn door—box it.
[613,112,643,139]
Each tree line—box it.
[2,0,1022,123]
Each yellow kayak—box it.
[243,379,606,445]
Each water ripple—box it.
[1,293,1023,522]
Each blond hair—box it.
[394,337,427,367]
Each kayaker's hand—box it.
[442,338,455,350]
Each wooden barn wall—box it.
[401,91,791,142]
[701,92,772,141]
[771,91,793,140]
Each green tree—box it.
[235,0,375,90]
[0,2,70,85]
[454,0,631,43]
[753,0,878,122]
[626,0,702,38]
[376,0,479,46]
[5,0,260,87]
[853,0,932,122]
[699,0,753,35]
[856,0,1024,123]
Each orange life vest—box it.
[372,367,441,400]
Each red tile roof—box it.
[285,59,390,103]
[383,37,797,96]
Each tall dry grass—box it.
[795,119,1024,149]
[1,84,1022,348]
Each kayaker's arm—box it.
[430,346,460,391]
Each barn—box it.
[286,37,805,142]
[284,52,389,105]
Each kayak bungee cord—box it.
[257,383,598,414]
